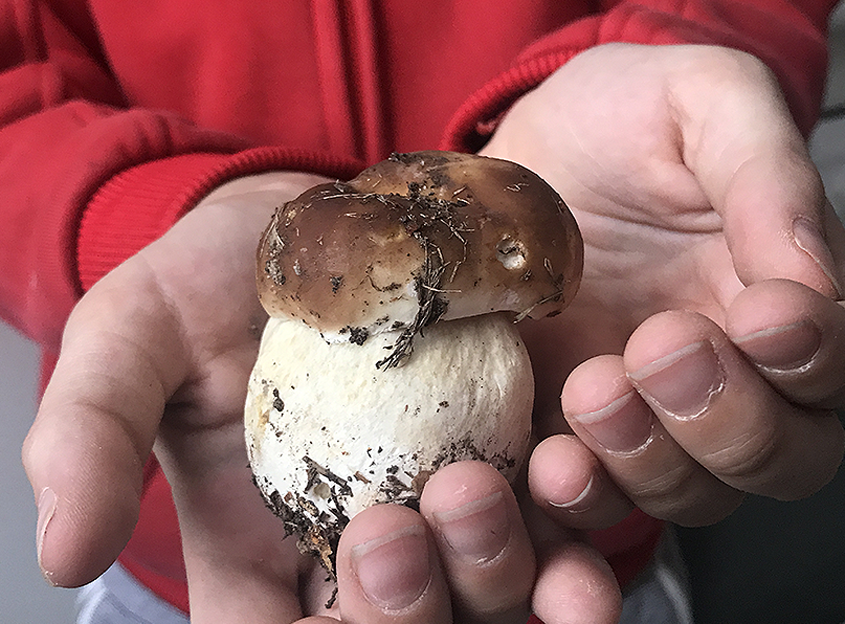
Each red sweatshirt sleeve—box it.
[0,3,363,350]
[441,0,837,152]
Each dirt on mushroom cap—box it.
[256,151,583,366]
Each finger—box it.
[419,461,534,624]
[527,435,633,530]
[336,504,452,624]
[625,310,845,501]
[727,279,845,408]
[525,505,622,624]
[21,264,187,587]
[562,355,744,526]
[675,49,845,297]
[162,453,307,624]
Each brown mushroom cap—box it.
[257,151,583,366]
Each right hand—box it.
[481,43,845,530]
[22,171,622,624]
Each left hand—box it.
[481,43,845,529]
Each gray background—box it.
[0,321,77,622]
[4,6,845,622]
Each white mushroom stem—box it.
[244,312,534,570]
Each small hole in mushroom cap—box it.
[496,237,527,270]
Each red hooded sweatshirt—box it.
[0,0,835,617]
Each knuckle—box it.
[699,426,782,483]
[703,46,774,84]
[699,414,844,500]
[630,462,697,500]
[625,461,701,510]
[625,461,741,526]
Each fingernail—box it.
[549,473,596,511]
[629,341,724,419]
[569,391,654,453]
[433,491,510,564]
[734,319,822,372]
[36,487,56,580]
[793,217,845,298]
[351,525,430,611]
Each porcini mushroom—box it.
[245,151,583,575]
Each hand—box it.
[21,173,621,623]
[481,43,845,528]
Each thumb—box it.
[21,264,186,587]
[711,148,844,299]
[676,49,845,299]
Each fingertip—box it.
[339,506,432,610]
[727,279,825,340]
[717,154,842,297]
[420,461,535,622]
[792,215,845,299]
[622,310,722,373]
[35,483,140,588]
[337,504,451,622]
[623,311,733,422]
[532,540,622,624]
[727,279,845,409]
[731,314,822,375]
[561,355,629,417]
[23,410,143,587]
[35,487,57,584]
[529,436,597,511]
[419,460,512,511]
[419,462,525,569]
[563,356,655,456]
[529,436,632,530]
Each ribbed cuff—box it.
[77,147,364,290]
[439,50,581,154]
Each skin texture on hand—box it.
[480,43,845,529]
[21,172,621,624]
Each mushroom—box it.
[245,151,583,575]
